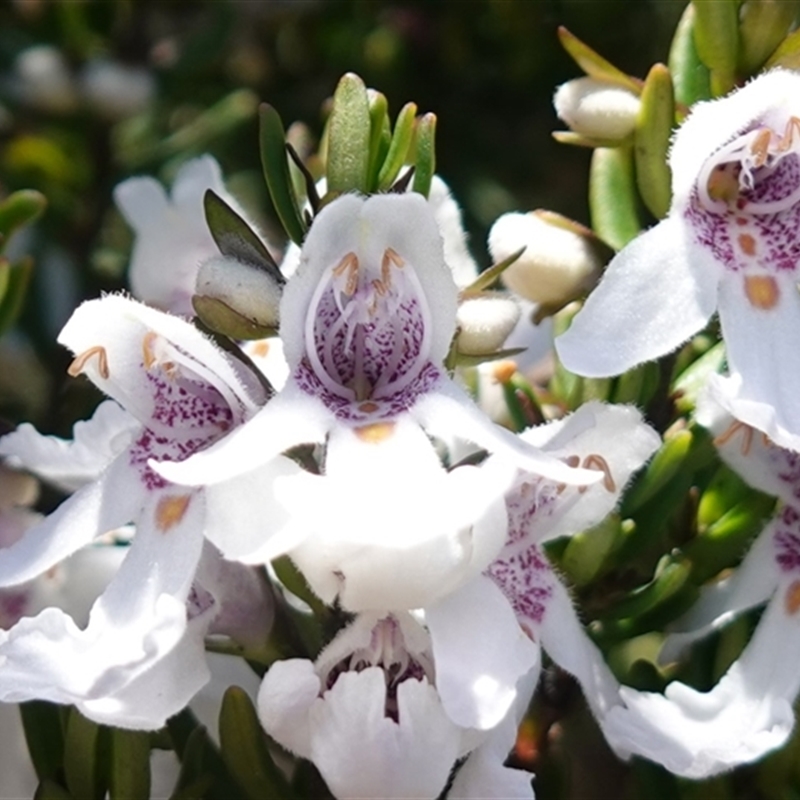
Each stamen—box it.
[785,579,800,615]
[332,252,360,296]
[142,332,158,369]
[583,453,616,492]
[563,455,581,468]
[744,275,780,310]
[714,420,753,456]
[749,128,772,167]
[777,116,800,153]
[68,346,109,379]
[155,493,192,531]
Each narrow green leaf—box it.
[34,781,73,800]
[634,63,675,220]
[603,556,692,620]
[668,4,712,110]
[453,347,527,369]
[20,701,66,783]
[738,0,799,75]
[411,113,437,197]
[271,555,328,618]
[692,0,739,95]
[0,189,47,242]
[561,515,623,587]
[63,710,103,800]
[765,26,800,69]
[203,190,283,282]
[219,687,295,800]
[589,147,642,250]
[367,91,392,191]
[552,130,632,149]
[557,27,641,92]
[377,102,418,191]
[0,258,33,337]
[326,73,371,194]
[259,104,307,245]
[109,729,151,800]
[461,247,525,295]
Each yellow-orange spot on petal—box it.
[785,580,800,615]
[738,233,756,256]
[358,401,379,413]
[491,360,517,384]
[707,165,740,204]
[583,453,616,492]
[354,421,396,443]
[250,340,270,358]
[142,331,158,369]
[736,217,748,226]
[745,275,780,310]
[714,420,753,456]
[156,494,192,532]
[68,346,109,379]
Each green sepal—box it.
[0,189,47,243]
[109,729,151,800]
[377,102,418,191]
[672,341,726,414]
[634,63,675,220]
[765,25,800,69]
[219,686,296,800]
[367,91,391,191]
[557,27,641,92]
[668,4,712,112]
[461,247,525,295]
[692,0,740,95]
[697,463,752,529]
[601,555,692,621]
[552,131,633,149]
[738,0,800,75]
[192,295,277,341]
[561,514,624,587]
[621,428,694,516]
[686,490,776,584]
[610,362,661,408]
[271,554,328,619]
[411,113,437,197]
[34,781,73,800]
[449,346,527,371]
[259,104,308,245]
[20,700,66,783]
[203,190,283,282]
[326,73,371,195]
[63,710,105,800]
[589,146,642,251]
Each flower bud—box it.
[554,76,640,140]
[455,294,520,356]
[80,59,154,121]
[13,46,79,115]
[194,255,282,339]
[488,210,606,306]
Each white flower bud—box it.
[195,255,282,330]
[554,76,640,140]
[14,46,79,114]
[80,59,154,121]
[456,294,520,356]
[488,211,604,306]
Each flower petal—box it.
[425,575,539,730]
[555,217,720,377]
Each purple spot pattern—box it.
[295,359,441,423]
[487,543,555,627]
[775,505,800,572]
[685,149,800,274]
[503,479,560,546]
[0,589,30,628]
[129,371,235,491]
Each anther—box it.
[778,117,800,153]
[68,346,109,379]
[142,332,158,369]
[714,420,753,456]
[583,453,616,492]
[750,128,772,167]
[332,253,360,296]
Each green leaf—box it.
[366,91,391,191]
[452,346,527,369]
[63,710,104,800]
[259,104,307,245]
[668,4,712,111]
[219,687,295,800]
[203,190,283,282]
[557,27,641,92]
[672,341,726,414]
[34,781,73,800]
[0,189,47,243]
[589,147,642,250]
[20,701,66,783]
[602,556,692,620]
[692,0,740,95]
[326,73,371,194]
[551,130,632,149]
[561,515,624,587]
[192,295,278,341]
[377,102,418,191]
[0,257,33,336]
[109,729,151,800]
[765,26,800,69]
[738,0,799,75]
[461,247,525,295]
[634,63,675,220]
[411,113,437,197]
[271,555,328,618]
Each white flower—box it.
[603,396,800,778]
[258,610,535,800]
[554,77,640,141]
[115,156,263,316]
[79,58,155,121]
[556,69,800,450]
[425,403,660,749]
[155,193,600,612]
[13,45,79,114]
[0,294,282,728]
